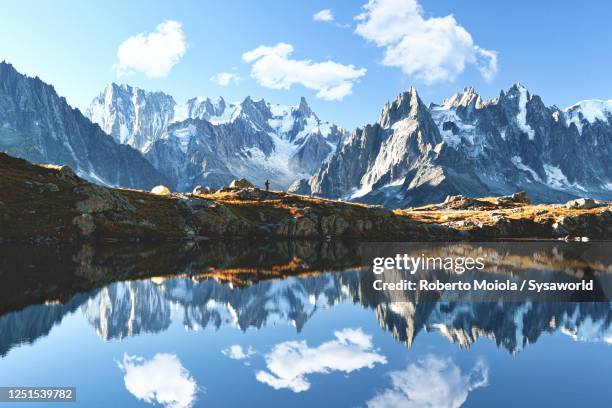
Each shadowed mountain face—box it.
[1,241,612,356]
[0,62,168,189]
[291,85,612,207]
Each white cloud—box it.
[114,20,187,78]
[222,345,255,360]
[210,72,242,86]
[366,355,489,408]
[242,43,366,101]
[255,328,386,392]
[119,353,198,408]
[313,9,334,22]
[355,0,498,83]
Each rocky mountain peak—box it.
[378,87,429,128]
[564,99,612,133]
[0,60,17,75]
[180,96,227,122]
[442,86,482,110]
[212,96,226,112]
[87,82,176,150]
[297,96,313,117]
[501,82,531,102]
[510,82,528,92]
[0,60,57,98]
[237,96,271,125]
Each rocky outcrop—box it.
[565,198,606,210]
[229,178,254,189]
[0,153,451,242]
[401,193,612,240]
[436,192,531,210]
[192,185,213,195]
[2,153,611,242]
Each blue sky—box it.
[2,0,611,129]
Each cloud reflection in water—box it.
[366,355,488,408]
[256,328,387,392]
[119,353,198,408]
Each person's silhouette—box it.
[265,179,270,191]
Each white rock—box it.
[565,198,600,209]
[151,185,171,196]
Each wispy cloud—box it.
[256,328,386,392]
[242,43,366,101]
[118,353,198,408]
[114,20,187,78]
[313,9,334,22]
[355,0,498,83]
[366,355,489,408]
[314,8,351,29]
[210,71,242,86]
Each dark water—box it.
[0,241,611,407]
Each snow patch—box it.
[87,100,105,128]
[516,86,535,140]
[543,164,569,189]
[173,103,188,123]
[511,156,540,182]
[542,164,587,192]
[564,100,612,134]
[171,124,197,153]
[430,105,479,151]
[349,184,373,200]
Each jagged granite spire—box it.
[379,87,430,128]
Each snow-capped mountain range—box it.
[86,83,346,190]
[291,85,612,206]
[1,59,611,206]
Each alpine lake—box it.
[1,240,611,407]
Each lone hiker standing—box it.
[265,179,270,191]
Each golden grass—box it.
[397,204,609,230]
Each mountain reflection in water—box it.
[1,240,611,357]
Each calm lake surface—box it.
[0,241,611,407]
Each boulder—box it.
[510,191,530,204]
[441,195,491,210]
[151,185,171,196]
[494,191,531,206]
[565,198,601,210]
[229,178,255,189]
[193,185,213,195]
